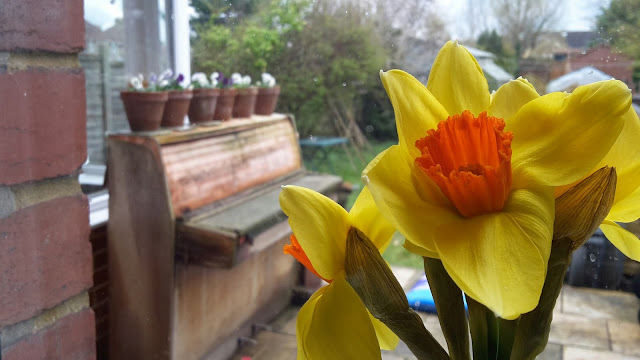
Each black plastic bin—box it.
[565,229,626,289]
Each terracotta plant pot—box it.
[161,90,193,127]
[254,86,281,115]
[213,88,238,121]
[232,87,258,118]
[188,88,220,123]
[120,91,168,132]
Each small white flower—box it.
[231,72,243,84]
[261,72,276,87]
[159,68,173,81]
[130,77,143,90]
[211,78,219,88]
[191,72,210,87]
[242,75,252,86]
[211,72,220,81]
[158,79,170,88]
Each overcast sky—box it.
[433,0,610,38]
[84,0,610,35]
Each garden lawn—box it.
[302,139,424,269]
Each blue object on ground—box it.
[406,275,468,313]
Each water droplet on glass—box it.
[342,82,346,87]
[589,253,597,262]
[23,92,27,96]
[313,77,317,82]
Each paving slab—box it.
[548,312,610,350]
[608,319,640,356]
[537,343,563,360]
[562,285,640,322]
[564,345,640,360]
[231,331,297,360]
[391,266,422,290]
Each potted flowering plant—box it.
[188,72,220,124]
[231,72,258,118]
[120,73,168,132]
[213,72,237,121]
[157,69,193,128]
[254,72,280,115]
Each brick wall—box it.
[0,1,96,359]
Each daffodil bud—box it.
[345,227,449,360]
[553,166,617,248]
[344,227,407,316]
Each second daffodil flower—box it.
[363,41,632,319]
[280,186,399,359]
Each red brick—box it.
[0,0,85,52]
[0,195,92,327]
[2,308,96,360]
[0,69,87,185]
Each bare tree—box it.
[491,0,565,58]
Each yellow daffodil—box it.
[363,41,632,319]
[280,186,399,359]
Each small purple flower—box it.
[176,74,184,83]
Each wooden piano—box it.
[107,114,345,359]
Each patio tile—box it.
[537,343,563,360]
[382,341,417,360]
[391,266,422,290]
[268,306,298,336]
[420,313,448,350]
[608,320,640,356]
[548,312,609,350]
[563,345,640,360]
[562,285,640,321]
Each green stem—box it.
[423,257,471,360]
[509,239,573,360]
[467,296,491,360]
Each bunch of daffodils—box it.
[279,41,640,360]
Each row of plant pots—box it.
[120,71,280,132]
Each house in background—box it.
[521,31,634,94]
[546,66,613,93]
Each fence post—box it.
[99,44,112,163]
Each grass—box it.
[302,139,425,270]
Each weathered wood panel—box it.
[108,137,175,360]
[160,116,301,216]
[172,221,297,360]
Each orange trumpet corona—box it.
[415,110,513,217]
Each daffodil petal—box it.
[364,145,458,254]
[433,187,554,319]
[368,312,399,350]
[296,286,325,360]
[349,186,396,252]
[555,108,640,199]
[427,41,490,116]
[403,238,439,258]
[607,184,640,223]
[380,70,449,159]
[601,220,640,261]
[280,185,350,280]
[488,77,539,122]
[305,276,382,360]
[508,80,631,188]
[599,108,640,204]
